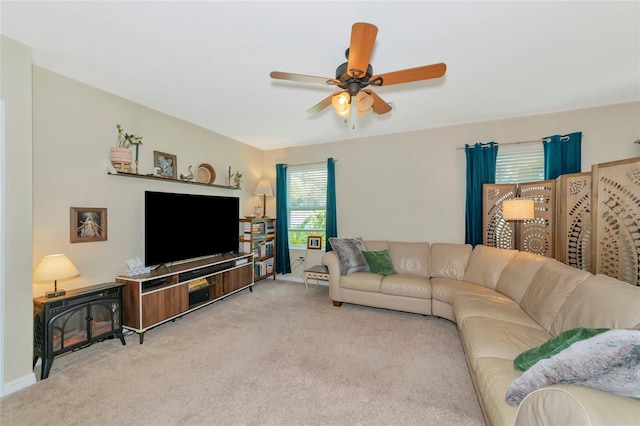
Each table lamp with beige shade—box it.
[33,254,80,298]
[254,180,273,218]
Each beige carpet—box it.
[1,280,483,425]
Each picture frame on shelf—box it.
[153,151,177,179]
[70,207,107,243]
[307,236,322,250]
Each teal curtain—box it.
[543,132,582,180]
[465,142,498,246]
[325,158,338,252]
[275,164,291,274]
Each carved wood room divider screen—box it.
[483,181,555,258]
[555,172,592,272]
[591,157,640,286]
[483,157,639,286]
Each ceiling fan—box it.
[270,22,446,119]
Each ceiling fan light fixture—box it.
[356,92,373,116]
[332,92,351,117]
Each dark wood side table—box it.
[33,282,126,379]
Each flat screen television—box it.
[144,191,240,267]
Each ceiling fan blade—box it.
[307,91,343,114]
[370,63,446,86]
[270,71,339,86]
[363,89,392,114]
[347,22,378,78]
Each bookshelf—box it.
[239,218,276,281]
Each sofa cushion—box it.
[496,251,550,303]
[328,237,370,275]
[519,260,591,333]
[431,277,503,305]
[550,274,640,334]
[362,250,396,275]
[340,272,382,292]
[380,274,431,299]
[513,327,609,371]
[473,357,520,426]
[363,240,389,252]
[459,317,550,362]
[430,243,472,280]
[388,241,430,277]
[463,245,518,289]
[453,293,542,330]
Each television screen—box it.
[144,191,240,267]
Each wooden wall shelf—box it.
[108,171,239,190]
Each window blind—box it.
[496,148,544,184]
[287,165,327,243]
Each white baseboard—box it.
[2,372,36,397]
[275,274,303,283]
[275,274,328,287]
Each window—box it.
[495,145,544,184]
[287,164,327,248]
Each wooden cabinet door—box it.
[209,274,225,300]
[141,285,188,328]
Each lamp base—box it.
[46,289,66,298]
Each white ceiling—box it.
[2,1,639,150]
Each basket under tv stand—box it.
[116,253,253,343]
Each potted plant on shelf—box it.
[111,124,143,173]
[232,171,243,189]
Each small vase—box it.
[111,147,133,173]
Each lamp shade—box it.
[33,254,80,282]
[254,180,273,196]
[332,92,351,117]
[502,198,535,220]
[355,91,373,116]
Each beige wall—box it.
[32,67,266,294]
[1,36,34,392]
[265,101,640,278]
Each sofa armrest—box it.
[514,385,640,426]
[322,251,343,302]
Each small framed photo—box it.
[307,236,322,250]
[153,151,177,179]
[70,207,107,243]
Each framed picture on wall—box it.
[70,207,107,243]
[153,151,177,179]
[307,236,322,250]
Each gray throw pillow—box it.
[328,237,370,275]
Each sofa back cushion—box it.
[388,241,430,278]
[364,240,389,252]
[463,245,518,289]
[430,243,472,280]
[550,274,640,334]
[519,260,591,332]
[496,251,551,302]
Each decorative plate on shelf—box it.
[196,163,216,184]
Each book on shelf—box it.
[239,241,252,253]
[188,278,208,291]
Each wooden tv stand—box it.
[116,253,253,343]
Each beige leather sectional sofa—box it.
[322,241,640,426]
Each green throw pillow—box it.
[362,250,397,275]
[514,327,609,371]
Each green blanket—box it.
[514,327,609,371]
